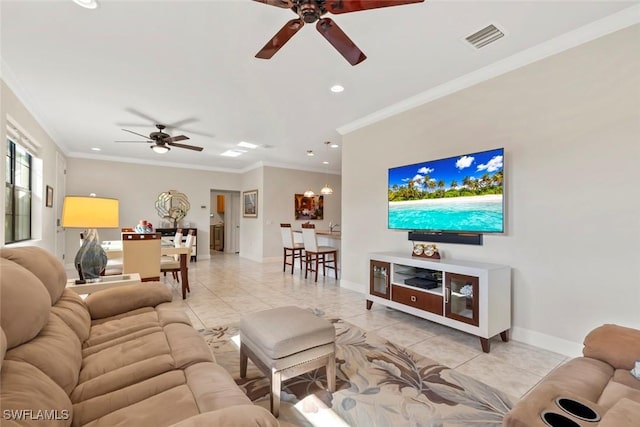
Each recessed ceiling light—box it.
[91,147,101,151]
[73,0,99,9]
[221,150,243,157]
[323,161,329,165]
[237,141,258,149]
[330,143,339,148]
[330,85,344,93]
[306,150,314,156]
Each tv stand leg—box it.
[480,337,490,353]
[366,300,373,310]
[500,330,509,342]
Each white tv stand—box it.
[367,252,511,352]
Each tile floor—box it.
[155,253,567,402]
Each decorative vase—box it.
[75,229,107,280]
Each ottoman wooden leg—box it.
[271,370,282,418]
[326,353,336,392]
[240,344,248,378]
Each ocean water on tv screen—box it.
[388,197,503,232]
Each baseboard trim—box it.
[511,326,582,358]
[339,279,366,294]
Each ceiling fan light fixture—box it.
[151,145,170,154]
[72,0,98,9]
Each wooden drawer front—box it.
[392,285,443,315]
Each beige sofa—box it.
[504,324,640,427]
[0,246,278,427]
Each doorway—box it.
[209,189,240,254]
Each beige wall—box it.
[341,25,640,355]
[1,80,64,254]
[262,166,342,261]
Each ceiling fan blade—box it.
[165,135,190,143]
[115,140,151,143]
[165,118,198,129]
[122,128,151,139]
[316,18,366,65]
[252,0,293,8]
[124,108,159,124]
[256,18,304,60]
[326,0,424,14]
[167,141,204,151]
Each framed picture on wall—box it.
[294,194,324,220]
[243,190,258,218]
[46,185,54,208]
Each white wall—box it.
[341,25,640,355]
[0,80,64,255]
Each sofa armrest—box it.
[168,405,279,427]
[583,324,640,370]
[598,398,640,427]
[84,282,172,320]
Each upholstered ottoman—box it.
[239,306,336,417]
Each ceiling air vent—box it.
[465,24,504,49]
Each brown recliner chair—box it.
[504,324,640,427]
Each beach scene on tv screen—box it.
[388,148,504,232]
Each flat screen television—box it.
[388,148,504,233]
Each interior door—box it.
[227,192,240,253]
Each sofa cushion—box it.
[184,362,252,412]
[598,398,640,427]
[597,380,640,411]
[82,385,201,427]
[583,324,640,370]
[71,370,187,426]
[71,354,176,403]
[84,309,161,348]
[5,315,82,395]
[51,289,91,343]
[168,405,280,427]
[0,258,51,349]
[0,360,72,427]
[0,247,67,305]
[84,283,172,320]
[613,368,640,391]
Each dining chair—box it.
[280,223,304,274]
[122,232,161,282]
[301,223,338,282]
[161,229,193,283]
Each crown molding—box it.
[337,5,640,136]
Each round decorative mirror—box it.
[155,190,190,227]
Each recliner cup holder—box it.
[555,397,600,422]
[540,411,580,427]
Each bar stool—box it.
[301,223,338,282]
[280,223,304,274]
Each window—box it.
[5,139,32,243]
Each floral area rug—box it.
[201,317,514,427]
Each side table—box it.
[66,273,142,295]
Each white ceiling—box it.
[1,0,637,173]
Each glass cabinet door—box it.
[445,273,479,326]
[370,260,390,299]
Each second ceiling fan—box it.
[116,124,204,153]
[253,0,425,65]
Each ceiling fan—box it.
[116,124,204,153]
[253,0,425,65]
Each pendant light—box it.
[304,150,315,197]
[320,141,333,195]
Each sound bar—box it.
[408,231,483,246]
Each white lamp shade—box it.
[151,144,170,154]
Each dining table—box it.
[102,239,191,299]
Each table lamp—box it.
[61,195,119,280]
